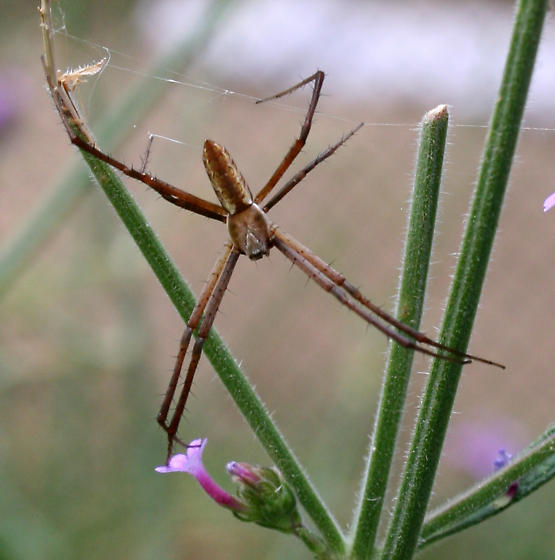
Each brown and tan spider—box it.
[47,69,504,460]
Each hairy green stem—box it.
[419,425,555,549]
[350,105,448,559]
[382,2,547,558]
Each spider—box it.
[48,69,504,461]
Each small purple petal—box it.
[155,438,245,512]
[155,454,188,473]
[543,192,555,212]
[155,438,206,474]
[493,448,513,471]
[445,420,525,478]
[227,461,261,484]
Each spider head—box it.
[227,204,271,261]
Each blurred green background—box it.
[1,1,553,559]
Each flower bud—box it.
[226,462,301,532]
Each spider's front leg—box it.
[254,70,325,204]
[252,70,364,212]
[46,74,228,223]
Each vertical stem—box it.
[350,106,448,559]
[382,2,547,558]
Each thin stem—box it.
[382,2,547,558]
[349,106,448,559]
[419,425,555,549]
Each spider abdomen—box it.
[203,140,252,216]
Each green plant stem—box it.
[0,0,232,294]
[349,106,449,559]
[419,425,555,549]
[381,2,547,558]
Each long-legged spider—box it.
[47,69,504,461]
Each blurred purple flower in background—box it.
[543,191,555,212]
[445,420,525,479]
[493,448,513,471]
[0,70,27,135]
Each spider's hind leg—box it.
[157,243,240,462]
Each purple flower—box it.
[157,440,306,533]
[155,438,245,512]
[156,440,328,554]
[445,420,525,478]
[544,192,555,212]
[493,448,512,471]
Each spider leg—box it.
[262,123,364,212]
[50,82,227,222]
[272,229,504,368]
[272,233,455,362]
[72,134,226,222]
[160,245,241,461]
[157,242,233,437]
[254,71,325,205]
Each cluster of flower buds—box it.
[226,461,300,532]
